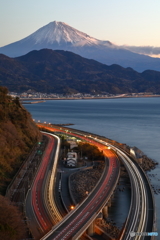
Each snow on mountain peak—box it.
[27,21,103,46]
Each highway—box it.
[39,126,120,240]
[118,151,147,240]
[87,137,155,240]
[42,151,120,240]
[25,133,62,239]
[31,134,54,232]
[67,127,155,240]
[38,124,155,240]
[118,151,154,240]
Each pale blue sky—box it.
[0,0,160,48]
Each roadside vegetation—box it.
[75,142,104,161]
[58,134,104,161]
[0,86,40,194]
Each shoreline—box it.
[20,94,160,102]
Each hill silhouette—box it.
[0,49,160,94]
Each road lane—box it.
[31,135,55,232]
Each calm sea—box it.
[24,97,160,232]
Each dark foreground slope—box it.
[0,87,40,194]
[0,195,26,240]
[1,49,160,94]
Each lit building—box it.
[66,152,77,167]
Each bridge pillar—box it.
[102,206,108,219]
[87,222,94,236]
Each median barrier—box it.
[42,132,62,223]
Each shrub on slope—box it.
[0,86,40,194]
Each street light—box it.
[70,205,75,210]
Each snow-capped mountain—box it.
[1,21,160,72]
[27,21,109,46]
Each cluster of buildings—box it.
[9,90,158,100]
[9,91,61,99]
[9,90,116,99]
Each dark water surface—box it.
[24,97,160,232]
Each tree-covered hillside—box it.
[0,86,40,194]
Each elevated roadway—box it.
[86,135,155,240]
[42,150,120,240]
[38,124,155,240]
[117,150,154,240]
[38,125,120,240]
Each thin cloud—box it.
[122,45,160,56]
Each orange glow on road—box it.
[37,124,117,160]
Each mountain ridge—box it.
[1,49,160,94]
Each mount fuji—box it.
[1,21,160,72]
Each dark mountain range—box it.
[1,49,160,94]
[0,21,160,72]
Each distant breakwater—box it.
[21,100,45,104]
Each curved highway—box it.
[25,133,62,238]
[38,124,155,240]
[42,151,120,240]
[38,126,120,240]
[31,134,54,232]
[87,136,155,240]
